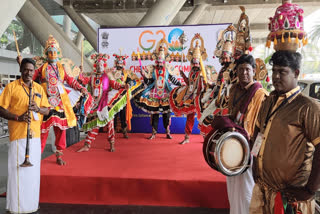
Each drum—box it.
[203,129,250,176]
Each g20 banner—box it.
[98,24,230,134]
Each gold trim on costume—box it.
[312,137,320,146]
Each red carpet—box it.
[40,133,229,208]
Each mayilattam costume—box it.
[33,35,88,165]
[135,39,181,139]
[78,53,127,152]
[169,33,207,144]
[111,52,143,138]
[249,1,320,213]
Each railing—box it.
[0,118,8,138]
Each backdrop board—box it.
[98,24,230,134]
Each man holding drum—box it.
[226,54,268,214]
[0,58,50,214]
[250,51,320,214]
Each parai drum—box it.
[203,129,250,176]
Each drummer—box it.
[226,54,268,214]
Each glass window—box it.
[298,82,307,91]
[0,17,43,56]
[310,83,320,100]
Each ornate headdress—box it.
[43,35,62,59]
[152,38,170,62]
[266,0,307,51]
[214,25,237,64]
[113,53,129,66]
[90,53,110,72]
[235,6,252,59]
[187,33,207,62]
[254,58,268,81]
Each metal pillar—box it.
[63,5,97,51]
[138,0,186,26]
[17,0,92,72]
[63,15,72,39]
[183,4,208,25]
[0,0,26,37]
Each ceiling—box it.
[42,0,320,46]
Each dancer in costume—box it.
[17,35,88,165]
[0,58,50,214]
[250,1,318,213]
[197,6,254,137]
[111,52,143,138]
[170,33,207,144]
[77,53,128,152]
[135,39,181,140]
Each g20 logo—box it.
[138,28,185,52]
[139,30,165,51]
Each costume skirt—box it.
[134,87,171,114]
[169,85,196,116]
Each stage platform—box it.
[40,133,229,209]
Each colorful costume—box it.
[169,34,207,144]
[135,39,181,139]
[197,7,256,137]
[0,79,50,213]
[33,35,87,164]
[111,52,143,138]
[79,53,126,152]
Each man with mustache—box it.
[250,51,320,213]
[224,54,267,214]
[0,58,50,214]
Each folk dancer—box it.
[77,53,128,152]
[169,34,207,144]
[111,52,143,138]
[18,35,88,165]
[197,5,254,138]
[135,39,181,139]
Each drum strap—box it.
[235,82,262,124]
[239,82,262,115]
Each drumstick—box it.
[12,30,20,56]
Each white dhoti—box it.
[6,138,41,214]
[227,166,255,214]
